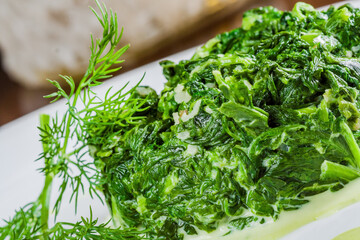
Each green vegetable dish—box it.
[2,1,360,239]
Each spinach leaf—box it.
[87,2,360,239]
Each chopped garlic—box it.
[185,145,198,155]
[205,82,216,88]
[205,106,213,114]
[136,87,152,96]
[346,50,353,58]
[173,112,180,125]
[174,84,191,103]
[181,100,202,122]
[352,45,360,53]
[177,130,190,140]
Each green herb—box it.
[2,2,360,240]
[1,1,147,239]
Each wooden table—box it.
[0,0,339,126]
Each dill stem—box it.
[38,172,54,239]
[61,82,84,155]
[38,114,53,239]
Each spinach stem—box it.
[340,121,360,169]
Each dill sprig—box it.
[40,0,130,217]
[0,1,148,239]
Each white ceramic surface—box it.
[1,1,360,238]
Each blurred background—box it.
[0,0,340,126]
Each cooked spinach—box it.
[84,2,360,239]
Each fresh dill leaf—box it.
[0,203,42,240]
[0,205,149,240]
[1,1,148,239]
[39,0,131,216]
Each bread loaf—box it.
[0,0,246,88]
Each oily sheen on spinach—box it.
[85,2,360,239]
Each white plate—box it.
[1,1,360,238]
